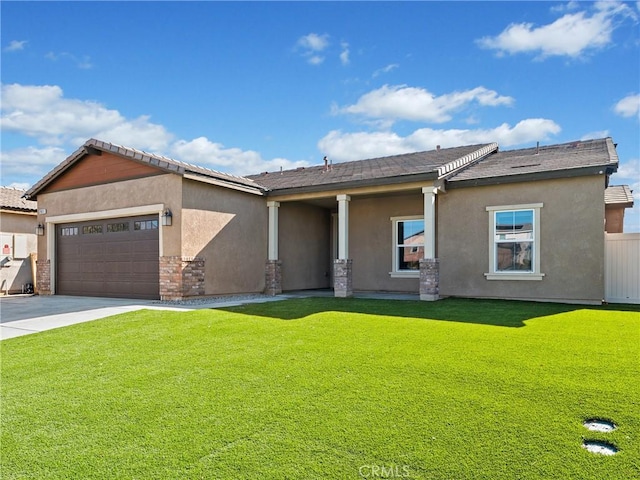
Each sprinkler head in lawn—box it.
[583,419,616,433]
[582,440,618,456]
[581,418,618,455]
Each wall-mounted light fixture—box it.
[161,209,173,227]
[36,223,45,236]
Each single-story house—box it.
[0,187,38,294]
[25,137,632,304]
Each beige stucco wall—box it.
[182,179,267,295]
[0,211,38,294]
[1,211,37,234]
[278,202,331,291]
[438,175,607,303]
[350,193,424,292]
[36,174,183,293]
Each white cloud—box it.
[4,40,27,52]
[318,119,561,162]
[611,158,640,204]
[477,1,637,59]
[297,33,329,52]
[336,84,514,124]
[550,1,581,14]
[340,42,350,66]
[296,33,330,65]
[7,182,32,190]
[307,55,325,66]
[0,83,311,183]
[614,93,640,117]
[171,137,309,176]
[372,64,399,78]
[88,116,173,152]
[616,158,640,179]
[581,129,610,140]
[45,51,93,69]
[0,145,67,179]
[0,83,173,151]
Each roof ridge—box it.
[605,137,619,165]
[26,138,264,199]
[259,143,492,177]
[437,142,498,178]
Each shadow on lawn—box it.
[220,297,639,328]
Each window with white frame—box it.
[391,216,424,275]
[485,204,544,280]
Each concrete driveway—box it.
[0,295,194,340]
[0,293,292,340]
[0,291,418,340]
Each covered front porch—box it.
[263,184,441,301]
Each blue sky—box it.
[2,1,639,230]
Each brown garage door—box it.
[56,215,160,299]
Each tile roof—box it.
[248,143,494,192]
[0,187,37,213]
[26,138,263,199]
[447,138,618,185]
[605,185,634,207]
[24,137,621,200]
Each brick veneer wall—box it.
[419,258,439,301]
[160,256,205,301]
[265,260,282,295]
[333,259,353,298]
[36,259,51,295]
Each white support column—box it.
[421,186,439,301]
[422,187,437,259]
[334,194,353,298]
[267,201,280,261]
[337,194,350,259]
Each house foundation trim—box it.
[334,258,353,298]
[420,258,439,301]
[159,256,205,301]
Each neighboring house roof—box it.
[249,143,498,194]
[25,138,264,199]
[0,187,37,213]
[446,138,618,188]
[605,185,634,208]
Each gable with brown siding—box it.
[41,152,164,194]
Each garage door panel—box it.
[81,244,104,256]
[105,262,131,274]
[106,245,132,256]
[56,215,160,299]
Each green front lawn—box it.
[1,298,638,479]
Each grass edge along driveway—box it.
[2,297,638,479]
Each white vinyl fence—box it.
[605,233,640,304]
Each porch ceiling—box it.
[268,180,431,207]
